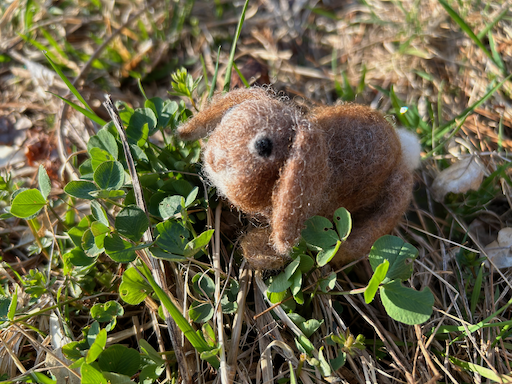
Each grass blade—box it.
[233,62,250,88]
[39,28,69,60]
[438,0,503,72]
[470,264,483,317]
[424,74,512,156]
[223,0,250,92]
[487,31,505,71]
[48,92,106,126]
[477,7,509,40]
[138,264,220,369]
[208,46,221,99]
[200,54,209,94]
[448,356,512,383]
[43,51,94,113]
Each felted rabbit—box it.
[177,87,419,270]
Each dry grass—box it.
[1,0,512,383]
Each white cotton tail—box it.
[397,128,422,171]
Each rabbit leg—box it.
[332,165,414,268]
[241,227,291,270]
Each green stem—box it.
[27,218,49,260]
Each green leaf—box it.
[297,254,315,273]
[91,222,109,251]
[94,161,125,190]
[267,272,291,294]
[98,344,140,376]
[10,189,46,218]
[89,189,125,199]
[104,233,137,263]
[289,270,302,297]
[149,247,187,262]
[29,372,57,384]
[86,328,107,363]
[317,240,342,267]
[189,301,214,323]
[330,351,346,370]
[319,272,337,293]
[87,321,100,346]
[295,335,314,356]
[67,216,91,247]
[202,323,217,348]
[159,195,184,220]
[127,108,157,142]
[302,216,339,250]
[81,363,107,384]
[221,292,238,314]
[91,301,124,326]
[333,207,351,241]
[145,98,178,129]
[185,186,199,207]
[82,228,104,257]
[69,357,85,370]
[185,229,214,257]
[172,179,194,196]
[192,273,216,298]
[7,289,16,321]
[199,345,221,366]
[364,260,389,304]
[115,206,149,242]
[0,296,10,321]
[140,364,165,384]
[119,267,152,305]
[88,129,118,160]
[101,372,134,384]
[91,200,109,227]
[368,235,418,283]
[380,280,434,325]
[38,165,51,200]
[299,319,323,338]
[318,347,332,377]
[63,247,96,267]
[79,158,93,176]
[267,258,300,293]
[288,312,306,326]
[155,220,189,255]
[139,339,165,365]
[267,289,287,304]
[64,180,99,200]
[89,148,115,171]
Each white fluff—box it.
[397,128,422,171]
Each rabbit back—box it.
[312,104,404,216]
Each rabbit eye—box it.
[254,137,273,158]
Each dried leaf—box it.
[484,228,512,269]
[431,157,485,201]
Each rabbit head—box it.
[177,88,330,255]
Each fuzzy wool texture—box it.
[177,88,417,270]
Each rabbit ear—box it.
[177,88,270,141]
[270,123,330,254]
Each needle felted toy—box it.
[177,88,419,270]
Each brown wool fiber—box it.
[177,88,416,270]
